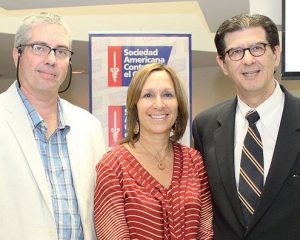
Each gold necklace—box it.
[139,140,171,170]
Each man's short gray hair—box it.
[14,12,72,49]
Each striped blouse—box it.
[94,142,213,240]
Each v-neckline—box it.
[120,143,180,192]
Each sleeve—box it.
[196,151,214,240]
[192,117,205,154]
[90,116,107,167]
[94,156,130,240]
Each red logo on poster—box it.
[108,105,123,147]
[108,46,122,86]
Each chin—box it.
[150,129,171,135]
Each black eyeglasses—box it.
[18,43,74,59]
[224,42,271,61]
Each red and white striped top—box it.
[94,142,213,240]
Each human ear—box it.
[216,55,229,76]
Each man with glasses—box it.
[0,13,106,239]
[193,13,300,240]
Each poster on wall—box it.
[89,33,191,149]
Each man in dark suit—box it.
[192,13,300,240]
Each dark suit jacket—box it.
[192,85,300,240]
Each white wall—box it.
[191,66,235,118]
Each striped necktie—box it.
[238,110,264,227]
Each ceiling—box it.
[0,0,281,85]
[0,0,193,10]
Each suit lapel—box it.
[248,87,300,231]
[213,98,245,225]
[3,84,53,215]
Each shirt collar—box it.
[16,82,69,131]
[237,80,284,123]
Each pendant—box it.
[158,162,165,170]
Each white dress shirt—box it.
[234,81,285,188]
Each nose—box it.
[45,50,57,65]
[242,49,255,65]
[153,96,165,109]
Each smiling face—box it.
[216,26,281,107]
[137,70,178,139]
[13,22,70,98]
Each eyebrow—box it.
[228,41,266,49]
[31,41,70,49]
[142,87,175,92]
